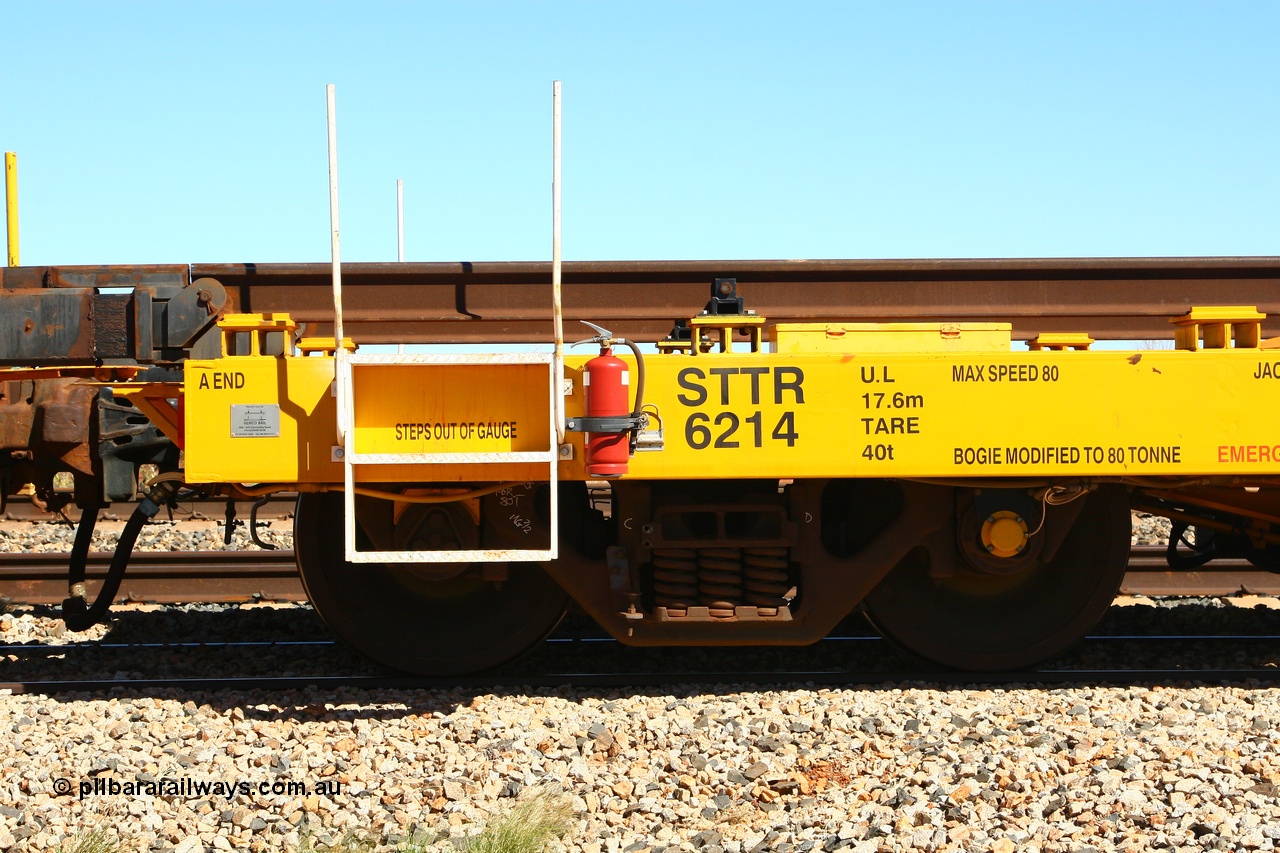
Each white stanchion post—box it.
[552,81,565,446]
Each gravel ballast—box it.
[4,685,1280,852]
[4,512,1280,851]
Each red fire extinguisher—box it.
[584,344,631,477]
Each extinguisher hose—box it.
[616,339,646,417]
[63,496,160,632]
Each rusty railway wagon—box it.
[3,258,1280,674]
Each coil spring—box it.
[651,548,699,611]
[743,546,793,608]
[651,546,793,614]
[697,548,744,616]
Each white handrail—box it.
[326,84,347,447]
[396,178,405,263]
[551,80,566,446]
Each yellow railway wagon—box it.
[4,264,1280,675]
[120,298,1279,674]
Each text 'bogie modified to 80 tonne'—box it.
[3,258,1280,675]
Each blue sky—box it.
[3,1,1277,266]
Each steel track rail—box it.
[6,632,1276,657]
[4,619,1277,693]
[7,256,1280,343]
[1120,547,1280,595]
[0,494,297,523]
[5,668,1280,695]
[1,546,1277,604]
[0,550,303,603]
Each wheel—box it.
[862,484,1131,671]
[294,492,569,676]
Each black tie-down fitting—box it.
[222,498,277,549]
[660,278,749,350]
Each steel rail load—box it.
[4,258,1280,675]
[4,257,1280,349]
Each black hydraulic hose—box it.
[62,496,160,632]
[616,339,648,452]
[249,496,277,550]
[1165,519,1218,570]
[63,494,101,621]
[617,339,646,417]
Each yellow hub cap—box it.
[981,510,1029,558]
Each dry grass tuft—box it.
[55,830,129,853]
[457,787,577,853]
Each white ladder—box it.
[336,351,559,564]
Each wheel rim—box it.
[862,484,1131,671]
[294,492,568,676]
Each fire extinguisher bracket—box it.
[565,414,648,433]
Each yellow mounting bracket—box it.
[1171,306,1265,351]
[297,336,358,356]
[217,313,299,357]
[686,314,767,355]
[1027,333,1095,352]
